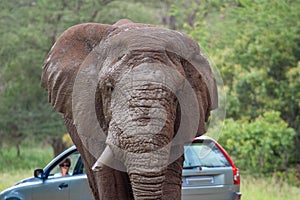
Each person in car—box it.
[56,158,71,177]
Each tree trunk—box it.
[51,137,67,156]
[169,15,176,30]
[16,143,21,157]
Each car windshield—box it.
[183,140,231,168]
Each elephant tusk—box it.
[92,146,114,171]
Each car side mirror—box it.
[34,168,45,179]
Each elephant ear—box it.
[177,36,218,137]
[183,52,218,136]
[41,23,113,118]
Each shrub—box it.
[219,111,296,174]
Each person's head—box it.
[59,158,71,176]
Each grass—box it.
[1,145,300,200]
[0,144,53,172]
[0,143,53,191]
[241,175,300,200]
[0,169,33,191]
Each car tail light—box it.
[232,165,240,185]
[213,139,241,185]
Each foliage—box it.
[62,133,74,147]
[186,0,300,118]
[182,0,300,167]
[219,111,296,174]
[95,1,161,25]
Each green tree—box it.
[95,0,161,25]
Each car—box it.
[0,136,241,200]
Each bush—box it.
[219,111,296,174]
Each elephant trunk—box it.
[125,85,177,200]
[105,63,182,199]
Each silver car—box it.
[0,136,241,200]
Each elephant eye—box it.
[106,82,114,93]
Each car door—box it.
[68,175,94,200]
[31,176,70,200]
[68,155,94,200]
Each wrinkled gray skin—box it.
[41,19,217,200]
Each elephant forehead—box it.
[94,29,193,86]
[105,26,196,58]
[95,50,186,92]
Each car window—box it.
[48,151,82,179]
[184,140,231,168]
[73,155,86,175]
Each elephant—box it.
[41,19,218,200]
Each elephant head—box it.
[41,19,218,200]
